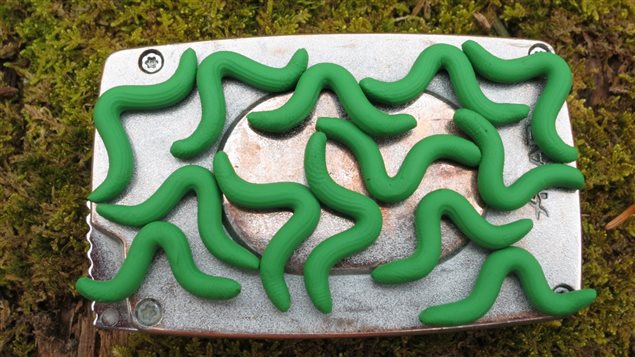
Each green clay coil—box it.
[75,221,241,302]
[316,117,481,203]
[248,63,417,137]
[213,151,320,312]
[462,40,577,163]
[453,109,584,211]
[171,49,309,159]
[303,131,382,313]
[359,43,530,126]
[88,48,197,202]
[371,189,533,284]
[419,246,597,326]
[97,165,259,271]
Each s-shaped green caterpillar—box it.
[304,131,383,314]
[248,63,417,137]
[213,151,321,312]
[454,109,584,211]
[171,49,309,159]
[76,221,241,302]
[462,40,577,163]
[88,49,197,203]
[97,165,259,271]
[419,246,597,326]
[315,117,481,203]
[371,189,533,284]
[359,44,530,126]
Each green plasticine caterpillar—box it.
[453,109,584,211]
[76,221,241,302]
[97,165,259,271]
[88,48,197,203]
[171,49,309,159]
[359,43,530,126]
[213,151,320,312]
[462,40,577,163]
[303,131,382,314]
[316,117,481,203]
[419,246,597,326]
[371,189,533,284]
[247,63,417,137]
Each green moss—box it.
[0,0,633,355]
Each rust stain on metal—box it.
[222,92,483,274]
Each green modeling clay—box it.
[316,117,481,203]
[247,63,417,137]
[462,40,577,163]
[454,109,584,211]
[97,165,259,270]
[303,132,382,314]
[76,221,241,302]
[213,152,320,312]
[371,189,533,284]
[171,49,309,159]
[419,246,597,326]
[88,48,197,203]
[359,44,530,126]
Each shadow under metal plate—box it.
[86,34,582,337]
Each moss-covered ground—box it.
[1,1,633,355]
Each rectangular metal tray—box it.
[87,34,582,337]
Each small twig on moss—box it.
[0,86,17,97]
[605,203,635,230]
[492,16,510,37]
[411,0,426,17]
[392,15,425,25]
[473,12,491,32]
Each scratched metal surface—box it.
[87,34,582,336]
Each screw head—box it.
[135,298,162,326]
[100,307,120,327]
[139,49,164,74]
[528,43,552,55]
[553,284,572,294]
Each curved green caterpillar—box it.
[316,117,481,203]
[97,165,259,271]
[213,151,320,312]
[303,131,383,313]
[88,48,197,203]
[171,49,309,159]
[371,189,533,284]
[419,246,597,326]
[454,109,584,211]
[247,63,417,137]
[76,221,241,302]
[359,44,530,126]
[462,40,577,163]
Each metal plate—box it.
[87,34,582,337]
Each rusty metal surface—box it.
[223,92,480,273]
[86,34,582,337]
